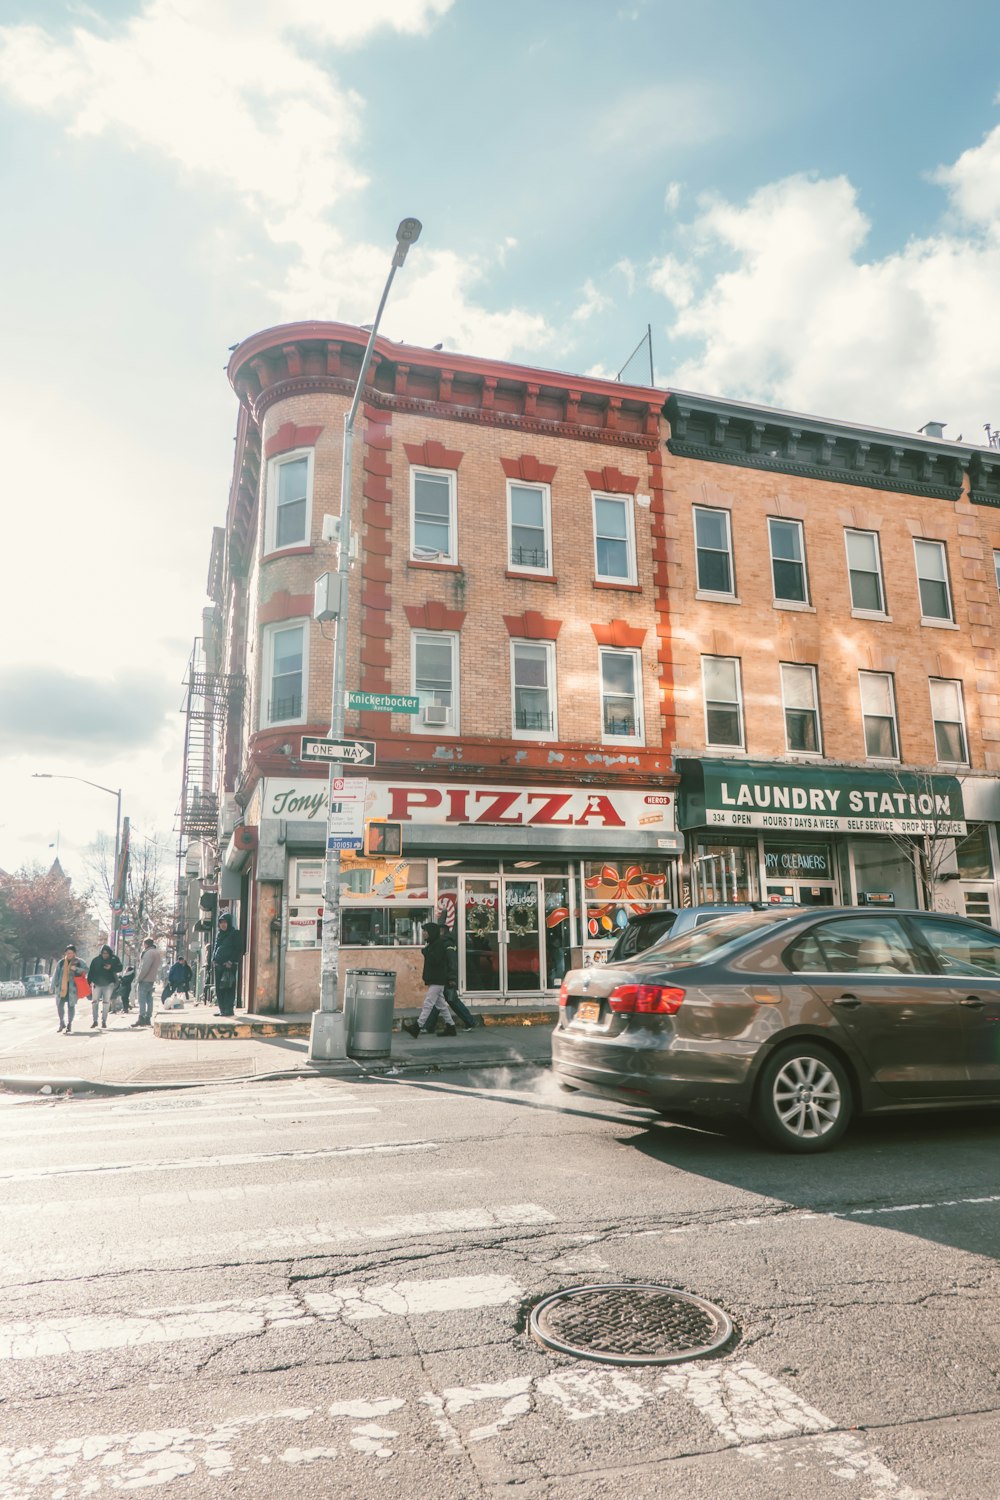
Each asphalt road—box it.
[2,1006,999,1497]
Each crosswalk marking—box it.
[0,1275,524,1361]
[0,1105,379,1142]
[0,1139,438,1183]
[0,1360,927,1496]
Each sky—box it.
[1,0,999,902]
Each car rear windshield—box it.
[643,911,786,966]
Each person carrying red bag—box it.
[52,944,87,1034]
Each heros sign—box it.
[689,762,966,836]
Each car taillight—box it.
[608,984,685,1015]
[558,979,569,1007]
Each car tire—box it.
[752,1043,853,1154]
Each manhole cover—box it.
[529,1283,733,1366]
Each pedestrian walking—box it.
[52,945,87,1034]
[115,965,136,1013]
[212,915,243,1018]
[402,921,458,1038]
[87,944,123,1029]
[165,957,192,1002]
[131,938,160,1028]
[443,932,481,1032]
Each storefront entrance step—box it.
[154,1007,559,1041]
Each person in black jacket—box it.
[402,922,457,1038]
[212,914,244,1017]
[443,933,480,1032]
[87,944,123,1029]
[115,966,136,1013]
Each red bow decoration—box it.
[585,864,663,918]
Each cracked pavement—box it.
[1,1064,999,1497]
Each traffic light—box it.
[364,821,402,857]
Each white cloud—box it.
[932,116,1000,229]
[649,158,1000,435]
[570,277,611,323]
[664,180,682,212]
[591,80,730,154]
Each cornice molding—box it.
[664,392,1000,506]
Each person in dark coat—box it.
[212,915,244,1017]
[443,933,481,1032]
[402,922,457,1038]
[87,944,123,1028]
[115,966,136,1012]
[165,957,193,1001]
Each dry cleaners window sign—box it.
[680,761,966,836]
[263,778,675,832]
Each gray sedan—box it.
[552,906,1000,1153]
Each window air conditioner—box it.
[422,705,451,727]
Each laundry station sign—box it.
[678,760,966,836]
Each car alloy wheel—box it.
[754,1045,852,1154]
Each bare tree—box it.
[0,864,90,972]
[879,768,970,910]
[85,832,174,963]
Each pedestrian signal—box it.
[364,821,402,857]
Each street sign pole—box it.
[312,217,422,1065]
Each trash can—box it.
[345,969,396,1059]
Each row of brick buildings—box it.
[177,320,1000,1012]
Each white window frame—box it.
[994,549,1000,598]
[599,647,644,746]
[768,516,809,604]
[592,492,637,585]
[411,630,460,735]
[511,639,558,740]
[693,505,735,598]
[844,528,887,616]
[913,537,954,623]
[506,480,552,574]
[265,449,314,554]
[262,619,308,729]
[702,655,745,750]
[929,677,969,766]
[859,670,899,762]
[780,662,822,757]
[410,466,457,564]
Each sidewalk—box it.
[0,1002,557,1096]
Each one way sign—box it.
[300,736,377,766]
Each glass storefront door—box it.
[459,875,546,993]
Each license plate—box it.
[576,999,601,1024]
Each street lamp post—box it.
[33,774,123,955]
[311,216,422,1063]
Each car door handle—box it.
[833,994,862,1009]
[960,996,984,1009]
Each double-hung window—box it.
[781,663,821,754]
[600,648,643,743]
[267,452,311,552]
[845,529,886,614]
[593,494,636,584]
[693,506,735,595]
[264,622,306,726]
[411,468,457,563]
[768,517,808,603]
[914,538,953,622]
[512,641,557,738]
[702,656,744,748]
[860,671,898,760]
[508,482,551,572]
[412,632,459,733]
[930,678,968,764]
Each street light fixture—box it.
[312,217,422,1062]
[32,774,124,955]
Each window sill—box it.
[408,559,463,574]
[705,744,747,755]
[851,609,892,622]
[506,569,558,584]
[261,545,314,564]
[773,599,815,613]
[696,590,741,605]
[593,579,642,592]
[602,738,645,749]
[512,732,559,743]
[920,617,959,630]
[864,757,901,767]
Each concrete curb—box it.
[0,1050,550,1097]
[153,1008,558,1041]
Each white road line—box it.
[0,1361,927,1495]
[0,1204,557,1277]
[0,1139,438,1182]
[0,1105,378,1140]
[0,1166,479,1219]
[0,1275,523,1360]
